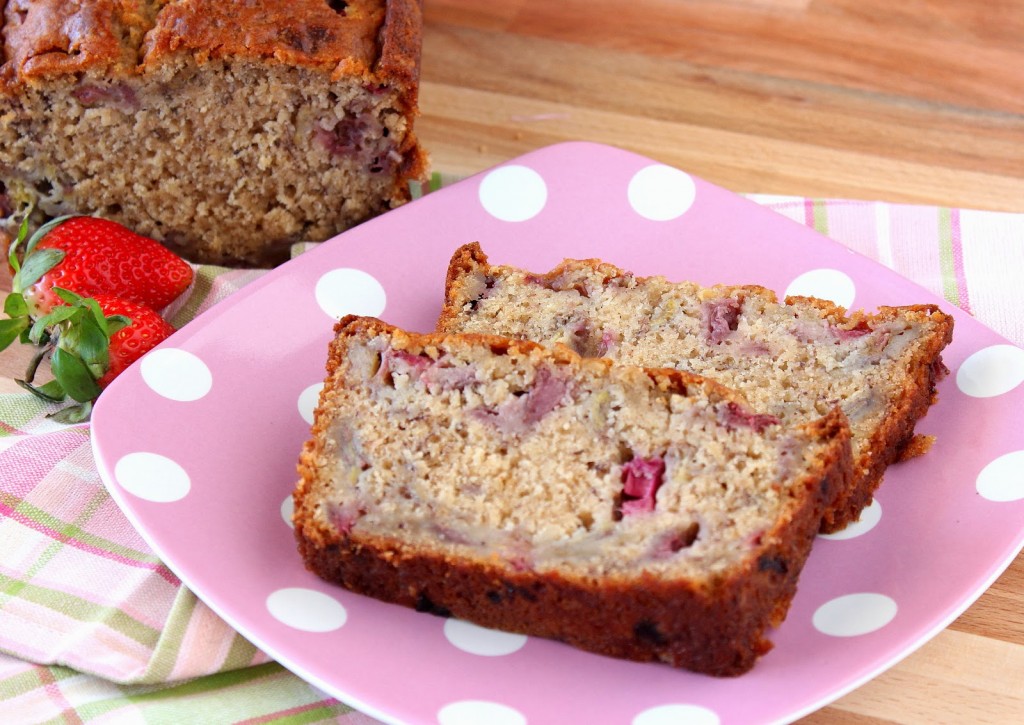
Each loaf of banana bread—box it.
[439,242,954,533]
[294,316,852,675]
[0,0,427,264]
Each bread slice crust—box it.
[439,242,954,532]
[294,316,852,675]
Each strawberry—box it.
[0,288,174,422]
[91,294,175,388]
[1,213,188,422]
[8,214,193,316]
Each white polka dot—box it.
[315,269,387,320]
[818,499,882,541]
[298,383,324,425]
[114,452,190,503]
[956,344,1024,398]
[266,588,347,633]
[443,619,528,656]
[813,593,897,637]
[785,269,856,309]
[478,165,547,222]
[140,348,212,402]
[976,451,1024,502]
[281,494,295,528]
[438,701,526,725]
[633,704,721,725]
[627,165,697,221]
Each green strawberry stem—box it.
[1,285,135,420]
[23,344,49,384]
[23,214,79,257]
[16,378,66,403]
[29,305,77,343]
[8,213,78,293]
[51,346,102,403]
[14,248,65,293]
[50,400,93,425]
[6,209,31,275]
[3,212,185,423]
[3,291,28,317]
[0,315,29,351]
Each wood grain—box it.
[419,0,1024,210]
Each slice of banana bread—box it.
[438,243,954,533]
[0,0,427,265]
[294,316,851,676]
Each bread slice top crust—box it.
[0,0,422,108]
[295,316,851,584]
[439,242,954,531]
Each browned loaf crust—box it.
[0,0,427,264]
[439,242,954,533]
[294,316,852,676]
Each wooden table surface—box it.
[2,1,1022,722]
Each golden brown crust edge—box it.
[293,317,853,676]
[0,1,419,83]
[818,306,953,531]
[436,241,490,334]
[0,0,132,87]
[791,298,954,532]
[373,0,428,191]
[375,0,422,104]
[294,519,804,676]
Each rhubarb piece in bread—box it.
[439,243,954,533]
[294,316,852,676]
[0,0,427,265]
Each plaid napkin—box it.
[2,190,1022,723]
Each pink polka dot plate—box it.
[91,142,1024,725]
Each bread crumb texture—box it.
[0,0,426,264]
[439,243,954,531]
[293,317,852,674]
